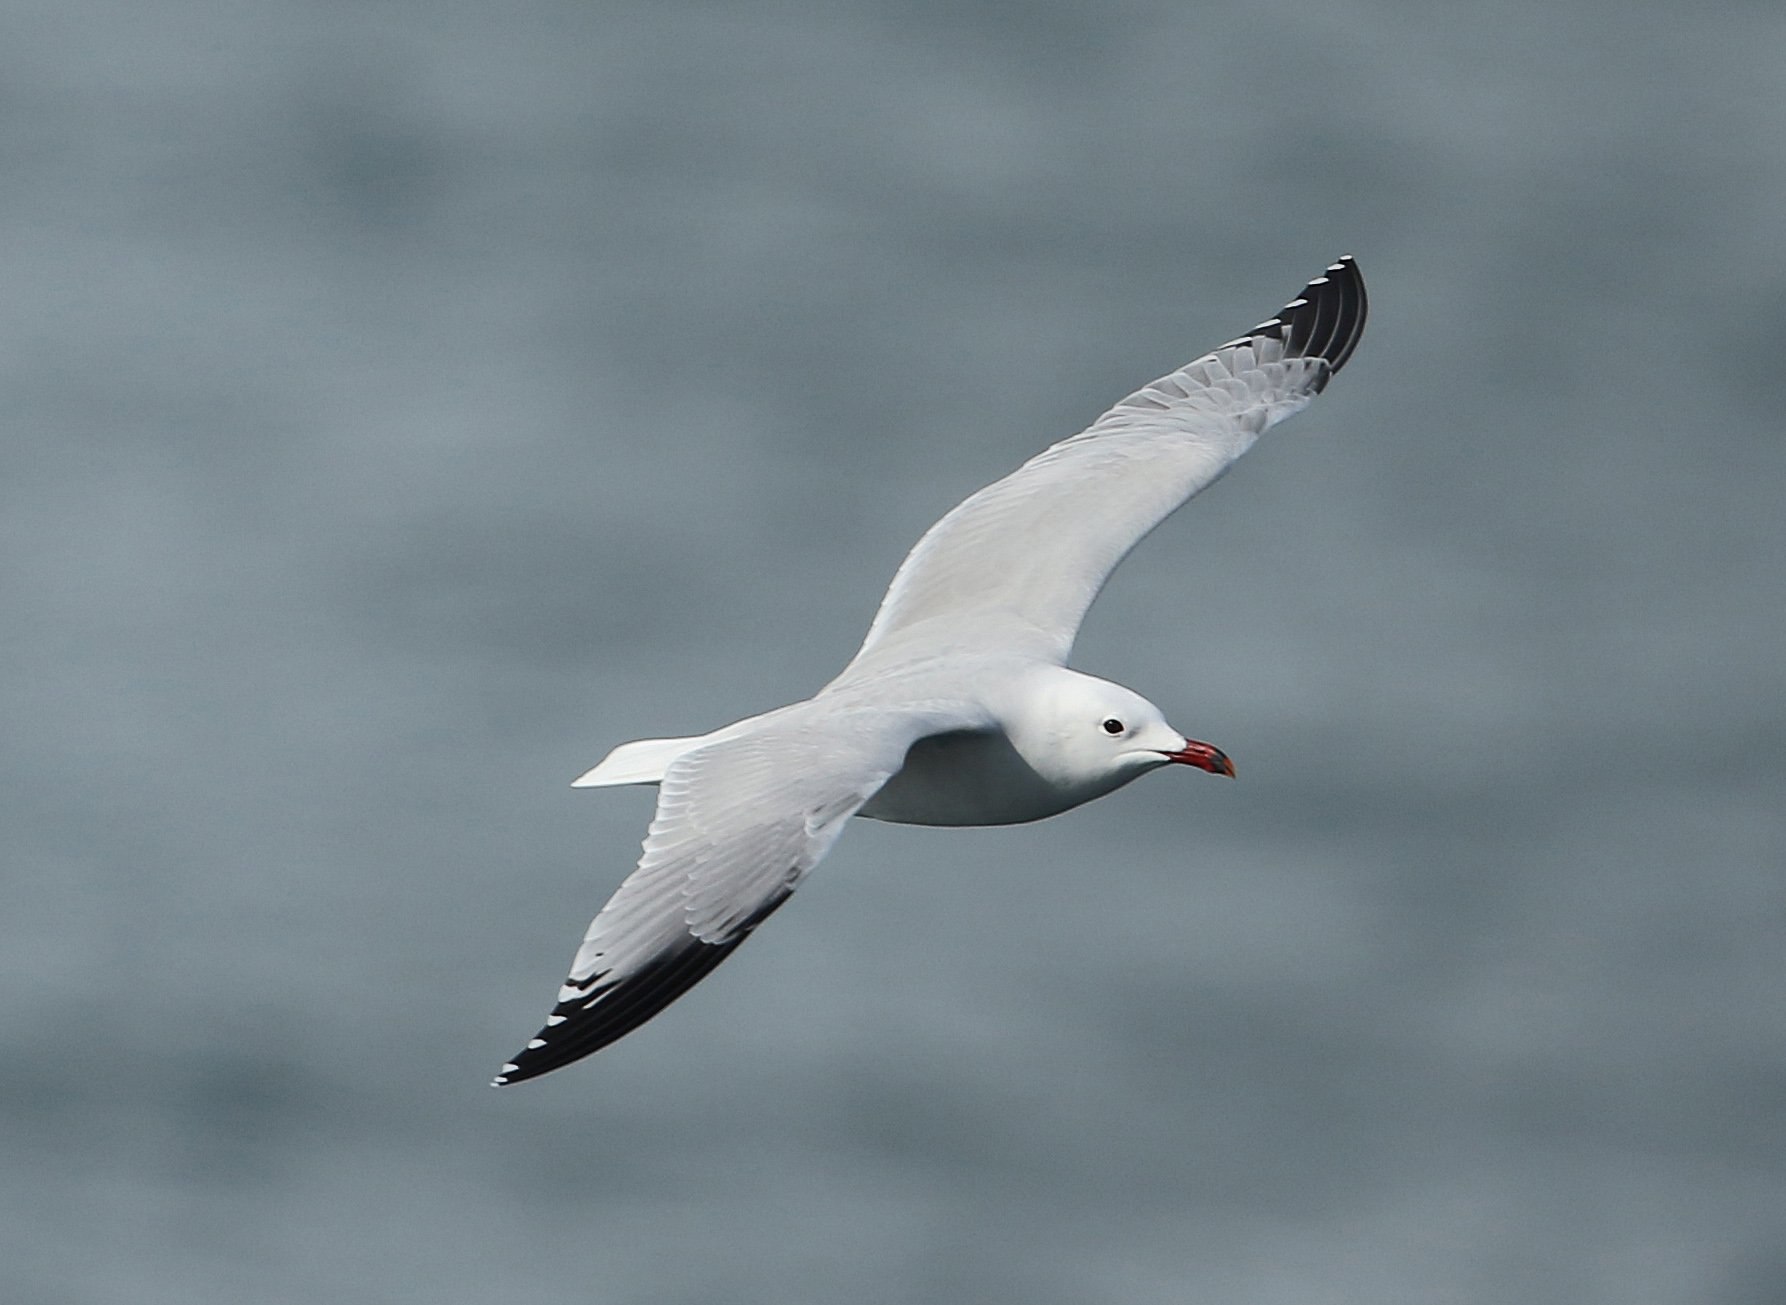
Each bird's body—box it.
[495,257,1366,1085]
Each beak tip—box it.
[1163,740,1235,778]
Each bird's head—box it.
[1006,669,1235,794]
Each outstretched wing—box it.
[841,257,1366,671]
[494,702,978,1084]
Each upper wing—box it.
[841,257,1366,671]
[494,700,979,1084]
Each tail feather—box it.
[571,735,705,788]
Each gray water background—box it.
[4,2,1784,1302]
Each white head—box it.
[1003,668,1234,798]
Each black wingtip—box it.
[492,883,797,1087]
[492,936,745,1085]
[1220,255,1368,389]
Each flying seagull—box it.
[495,257,1366,1085]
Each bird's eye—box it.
[1101,718,1125,735]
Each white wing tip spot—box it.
[526,1038,547,1049]
[545,1014,567,1027]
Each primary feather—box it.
[842,256,1365,671]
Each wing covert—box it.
[842,257,1366,671]
[494,701,981,1084]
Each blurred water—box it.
[2,2,1783,1302]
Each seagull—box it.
[494,257,1366,1085]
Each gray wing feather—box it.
[494,701,979,1084]
[843,258,1366,670]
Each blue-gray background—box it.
[5,2,1783,1302]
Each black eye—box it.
[1101,718,1125,735]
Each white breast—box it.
[858,728,1127,827]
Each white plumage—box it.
[495,257,1366,1085]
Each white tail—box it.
[570,735,707,788]
[570,706,794,789]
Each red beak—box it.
[1160,739,1236,778]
